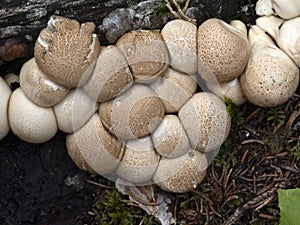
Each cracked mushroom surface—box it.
[34,16,100,88]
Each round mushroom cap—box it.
[153,150,207,193]
[99,84,165,141]
[0,76,12,140]
[67,113,124,175]
[34,16,101,88]
[66,134,97,174]
[161,19,197,74]
[53,88,99,133]
[179,92,231,152]
[116,30,169,83]
[116,136,159,184]
[82,45,133,102]
[149,68,197,113]
[240,44,299,107]
[8,87,57,143]
[20,58,69,107]
[272,0,300,19]
[197,18,250,83]
[152,115,190,158]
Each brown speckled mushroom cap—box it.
[197,18,250,83]
[116,30,169,83]
[240,26,299,107]
[20,58,69,107]
[149,68,197,113]
[34,16,100,88]
[66,113,124,175]
[53,88,99,133]
[152,114,190,158]
[82,45,133,102]
[0,76,12,140]
[179,92,231,152]
[161,19,197,74]
[8,88,57,143]
[99,84,165,141]
[116,136,159,184]
[153,150,207,193]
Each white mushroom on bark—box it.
[161,19,197,74]
[8,88,57,143]
[240,25,299,107]
[34,16,101,88]
[20,58,69,107]
[197,18,250,83]
[82,45,133,102]
[0,76,12,140]
[116,30,169,83]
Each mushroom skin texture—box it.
[149,68,197,113]
[99,84,165,141]
[116,30,169,83]
[197,18,250,83]
[53,88,99,133]
[20,58,69,107]
[153,150,207,193]
[66,113,124,175]
[256,16,300,67]
[179,92,231,152]
[34,16,100,88]
[82,45,133,102]
[161,19,197,74]
[240,26,299,107]
[152,115,190,158]
[0,76,12,140]
[8,88,57,143]
[116,136,159,184]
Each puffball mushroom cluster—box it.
[1,11,299,193]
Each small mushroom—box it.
[8,87,57,143]
[116,30,169,83]
[149,68,197,113]
[161,19,197,74]
[240,26,299,107]
[0,76,12,140]
[153,150,207,193]
[116,136,159,184]
[99,84,165,141]
[256,16,300,67]
[20,58,69,107]
[66,113,124,175]
[53,88,99,133]
[179,92,231,152]
[34,16,101,88]
[197,18,250,83]
[4,73,19,88]
[82,45,133,102]
[152,115,190,158]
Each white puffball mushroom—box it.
[0,76,12,140]
[66,113,124,175]
[53,88,99,133]
[179,92,231,152]
[257,16,300,67]
[20,58,69,107]
[255,0,274,17]
[99,84,165,141]
[152,115,190,158]
[82,45,133,102]
[149,68,197,113]
[240,26,299,107]
[197,18,250,83]
[8,88,57,143]
[153,150,208,193]
[34,16,100,88]
[116,30,169,83]
[4,73,19,88]
[161,19,197,74]
[116,136,159,184]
